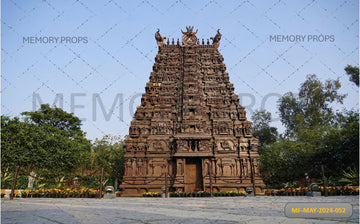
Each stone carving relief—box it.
[136,159,144,176]
[216,122,231,135]
[129,126,140,137]
[151,122,172,135]
[198,140,212,151]
[241,158,249,178]
[125,159,133,176]
[238,107,246,120]
[253,158,260,177]
[219,139,235,151]
[176,159,184,176]
[243,121,252,137]
[176,140,188,151]
[234,123,243,137]
[151,140,168,152]
[216,159,223,176]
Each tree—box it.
[2,104,91,175]
[251,110,278,146]
[1,115,52,194]
[279,74,346,137]
[1,116,44,172]
[91,135,125,189]
[344,65,359,87]
[259,75,352,185]
[259,140,314,185]
[316,111,359,174]
[22,104,84,138]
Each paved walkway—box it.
[2,196,359,223]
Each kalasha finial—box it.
[181,26,198,46]
[181,26,198,35]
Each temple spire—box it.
[122,27,264,196]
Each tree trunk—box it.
[10,167,20,200]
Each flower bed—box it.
[319,186,359,196]
[1,189,22,198]
[20,188,103,198]
[266,186,359,196]
[142,192,161,197]
[168,191,246,197]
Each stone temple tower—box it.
[121,27,265,196]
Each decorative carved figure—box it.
[253,158,260,176]
[155,28,166,46]
[242,158,248,177]
[220,140,233,150]
[181,26,198,46]
[126,159,133,176]
[137,159,144,176]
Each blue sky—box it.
[2,0,359,141]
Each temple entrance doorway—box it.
[185,158,203,192]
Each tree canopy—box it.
[1,116,43,171]
[1,104,91,174]
[251,110,278,146]
[91,135,125,179]
[344,65,359,87]
[278,74,345,137]
[256,72,358,187]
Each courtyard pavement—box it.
[1,196,359,224]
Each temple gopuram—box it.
[121,27,265,196]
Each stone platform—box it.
[2,196,358,223]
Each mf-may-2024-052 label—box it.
[285,203,353,218]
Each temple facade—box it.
[121,27,265,196]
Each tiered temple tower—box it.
[121,27,264,196]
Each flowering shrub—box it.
[168,190,246,197]
[265,189,275,195]
[271,186,359,196]
[320,186,359,196]
[1,189,21,198]
[142,192,161,197]
[20,187,103,198]
[170,190,246,197]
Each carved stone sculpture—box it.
[210,29,222,48]
[155,28,166,46]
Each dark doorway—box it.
[185,158,203,192]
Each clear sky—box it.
[2,0,359,141]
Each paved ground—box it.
[1,196,359,224]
